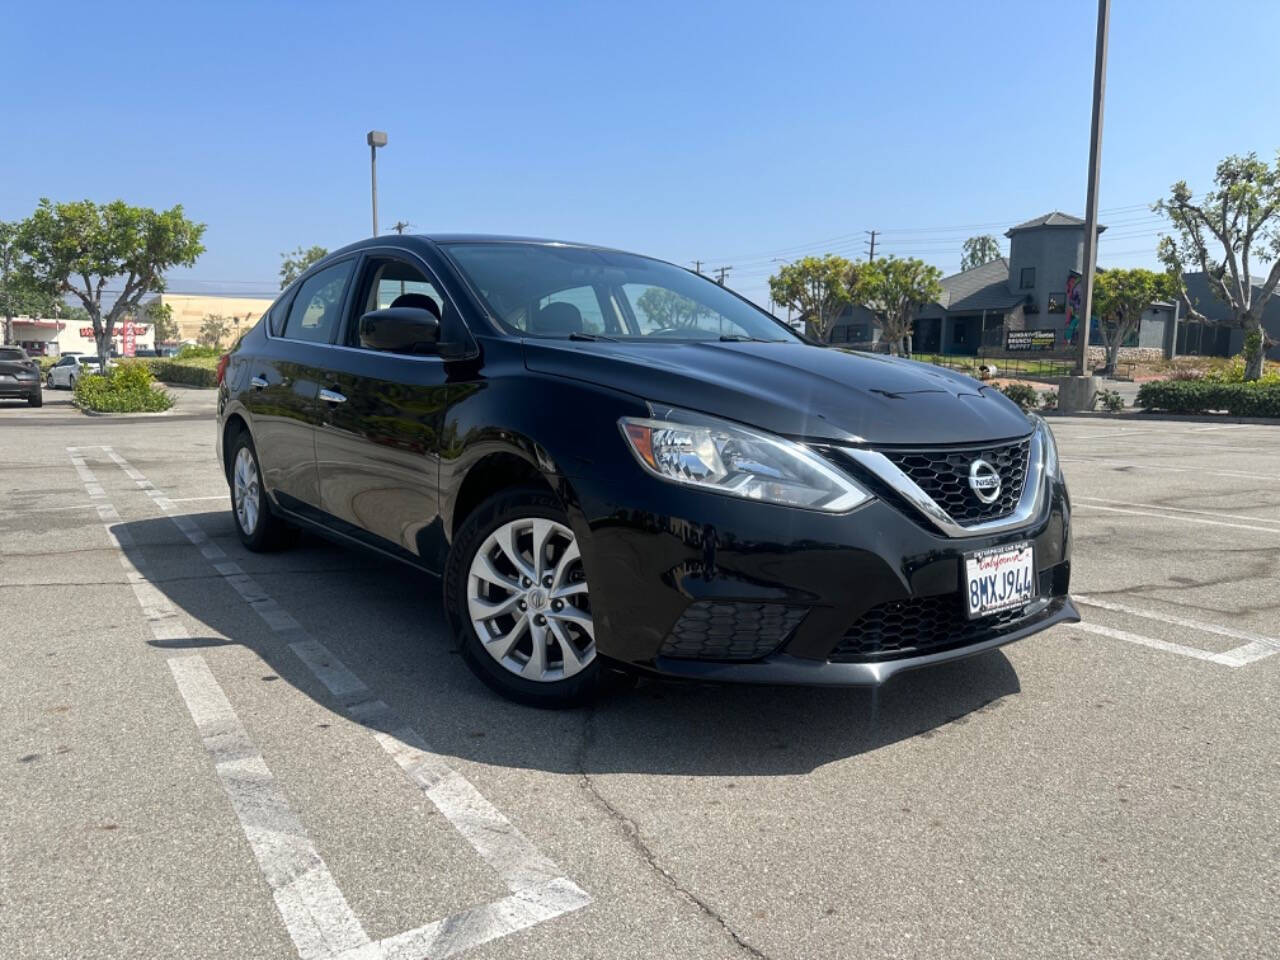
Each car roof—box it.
[326,233,628,260]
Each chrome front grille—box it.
[881,439,1030,525]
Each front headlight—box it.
[1028,413,1060,477]
[618,408,871,512]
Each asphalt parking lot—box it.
[2,405,1277,960]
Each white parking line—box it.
[1075,497,1280,528]
[87,445,591,958]
[1073,501,1280,534]
[66,447,370,959]
[1060,456,1273,480]
[1073,595,1278,667]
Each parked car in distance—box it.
[0,345,43,406]
[134,347,159,358]
[216,234,1078,706]
[47,354,110,389]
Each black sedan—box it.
[215,235,1077,706]
[0,346,43,406]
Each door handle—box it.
[250,375,268,389]
[319,388,347,404]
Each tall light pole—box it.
[367,130,387,237]
[1075,0,1109,377]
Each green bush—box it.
[1136,379,1280,416]
[1098,388,1125,412]
[140,355,219,387]
[177,344,222,359]
[999,382,1039,410]
[74,362,173,413]
[1040,390,1058,411]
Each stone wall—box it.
[1088,346,1165,366]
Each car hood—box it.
[522,339,1033,445]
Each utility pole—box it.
[366,130,387,237]
[713,266,732,286]
[691,260,704,275]
[1075,0,1109,379]
[391,220,411,235]
[864,230,879,262]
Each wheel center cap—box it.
[526,588,548,611]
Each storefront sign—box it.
[1005,330,1057,352]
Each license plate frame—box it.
[963,542,1036,619]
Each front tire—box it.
[228,431,295,552]
[445,487,604,707]
[28,389,42,408]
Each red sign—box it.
[122,322,136,357]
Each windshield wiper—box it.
[719,334,782,342]
[567,331,618,342]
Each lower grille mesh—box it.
[828,592,1032,663]
[661,602,806,661]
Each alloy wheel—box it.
[467,517,595,682]
[233,446,261,536]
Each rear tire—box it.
[228,430,296,552]
[27,390,42,408]
[445,486,606,708]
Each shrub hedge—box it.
[141,355,219,388]
[74,362,173,413]
[999,382,1039,411]
[1136,379,1280,416]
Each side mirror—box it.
[359,307,440,353]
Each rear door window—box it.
[283,260,354,343]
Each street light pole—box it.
[367,130,387,237]
[1076,0,1109,377]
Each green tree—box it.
[961,235,1002,272]
[0,222,58,341]
[141,300,178,343]
[768,255,860,341]
[1155,151,1280,381]
[859,256,943,356]
[1093,268,1176,376]
[280,245,328,288]
[198,313,231,348]
[636,287,710,329]
[17,199,205,369]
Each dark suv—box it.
[216,235,1077,706]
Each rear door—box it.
[313,251,466,570]
[241,258,355,512]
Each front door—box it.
[313,253,464,572]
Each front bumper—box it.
[568,460,1076,685]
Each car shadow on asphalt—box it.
[119,512,1022,777]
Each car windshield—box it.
[0,348,26,361]
[442,242,799,343]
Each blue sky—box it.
[5,0,1279,310]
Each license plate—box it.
[964,543,1036,618]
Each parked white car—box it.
[46,354,110,389]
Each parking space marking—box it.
[1073,501,1280,534]
[1073,595,1278,667]
[85,445,592,958]
[1075,497,1280,528]
[66,447,371,959]
[169,655,372,959]
[1060,456,1273,480]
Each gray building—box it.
[825,209,1279,360]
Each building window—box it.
[1047,292,1065,314]
[1020,267,1036,289]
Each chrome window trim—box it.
[838,429,1046,538]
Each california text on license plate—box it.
[964,543,1036,618]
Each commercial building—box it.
[144,292,275,343]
